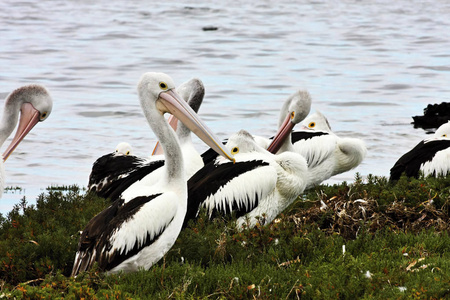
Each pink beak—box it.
[159,89,234,162]
[266,113,295,154]
[3,103,40,162]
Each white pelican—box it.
[88,78,206,200]
[390,121,450,180]
[0,85,52,197]
[292,111,367,188]
[186,129,308,229]
[71,72,233,276]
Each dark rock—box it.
[412,102,450,129]
[202,26,218,31]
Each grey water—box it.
[1,0,449,214]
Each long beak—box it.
[266,114,295,154]
[2,103,40,162]
[159,90,235,162]
[151,115,178,156]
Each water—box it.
[1,0,449,214]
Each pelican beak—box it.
[266,113,295,154]
[2,102,40,162]
[152,115,178,156]
[159,89,235,162]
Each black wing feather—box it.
[105,160,165,201]
[291,131,329,143]
[71,193,164,276]
[183,160,269,228]
[200,140,227,165]
[88,153,164,200]
[390,140,450,181]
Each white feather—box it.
[109,192,179,255]
[203,164,277,217]
[420,147,450,177]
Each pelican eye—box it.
[443,134,447,138]
[231,147,239,154]
[291,111,295,119]
[40,111,48,120]
[159,82,168,90]
[309,122,316,128]
[126,151,130,155]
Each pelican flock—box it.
[0,84,52,197]
[71,72,233,275]
[5,70,449,279]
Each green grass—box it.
[0,175,449,299]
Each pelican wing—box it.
[88,153,164,200]
[71,191,178,276]
[390,140,450,180]
[292,131,336,168]
[291,131,329,143]
[184,160,276,228]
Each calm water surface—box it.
[1,0,449,213]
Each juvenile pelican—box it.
[0,85,52,196]
[390,121,450,180]
[71,73,233,276]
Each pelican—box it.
[115,142,133,156]
[71,72,233,276]
[390,121,450,180]
[186,130,308,229]
[185,92,311,229]
[291,111,367,188]
[0,85,52,197]
[88,78,205,200]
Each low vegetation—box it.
[0,174,449,299]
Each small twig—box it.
[14,278,44,290]
[285,279,300,300]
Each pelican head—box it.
[138,72,234,162]
[115,142,133,156]
[177,78,205,113]
[425,121,450,142]
[300,111,332,132]
[226,130,259,155]
[267,90,312,154]
[152,78,205,156]
[2,84,53,161]
[434,121,450,138]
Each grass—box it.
[0,174,449,299]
